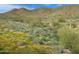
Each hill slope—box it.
[0,5,79,53]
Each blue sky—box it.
[0,4,63,13]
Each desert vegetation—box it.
[0,5,79,53]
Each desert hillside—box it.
[0,5,79,53]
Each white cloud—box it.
[0,4,21,13]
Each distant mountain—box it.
[0,5,79,19]
[0,5,79,24]
[1,5,79,15]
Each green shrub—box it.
[57,26,79,53]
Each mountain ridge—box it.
[0,5,78,14]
